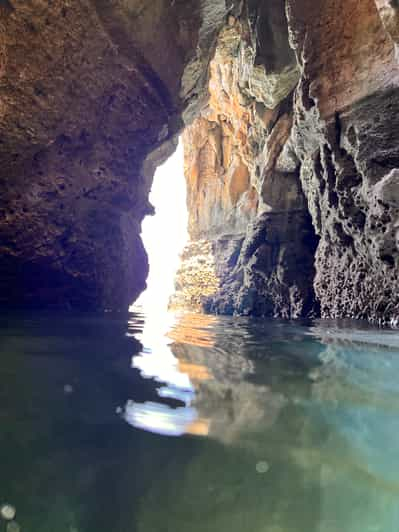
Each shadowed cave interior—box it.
[1,3,399,532]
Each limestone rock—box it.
[179,0,399,322]
[0,0,231,309]
[169,240,219,312]
[287,0,399,323]
[1,0,399,323]
[180,3,317,318]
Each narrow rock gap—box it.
[134,140,188,312]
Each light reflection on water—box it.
[1,310,399,531]
[124,309,208,437]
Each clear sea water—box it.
[1,308,399,532]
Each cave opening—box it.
[133,140,189,313]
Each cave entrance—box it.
[134,140,188,312]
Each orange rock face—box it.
[1,0,399,321]
[179,12,318,318]
[183,23,258,241]
[179,0,399,322]
[287,0,399,117]
[183,17,300,242]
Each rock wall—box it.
[177,0,399,323]
[0,0,232,309]
[168,240,219,312]
[1,0,399,322]
[288,0,399,323]
[180,3,319,318]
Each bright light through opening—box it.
[134,140,188,312]
[125,140,208,438]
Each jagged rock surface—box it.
[287,0,399,323]
[0,0,232,309]
[169,240,219,312]
[179,4,319,318]
[1,0,399,322]
[176,0,399,322]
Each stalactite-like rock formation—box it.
[179,7,319,318]
[1,0,398,322]
[177,0,399,322]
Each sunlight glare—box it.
[133,139,188,312]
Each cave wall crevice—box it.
[1,0,399,323]
[175,1,319,318]
[175,0,399,323]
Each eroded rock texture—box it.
[177,0,399,322]
[169,240,219,312]
[0,0,231,309]
[179,3,319,318]
[1,0,399,322]
[287,0,399,323]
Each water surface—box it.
[1,310,399,532]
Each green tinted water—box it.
[1,310,399,532]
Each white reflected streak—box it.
[132,349,193,390]
[124,400,198,437]
[125,140,197,437]
[157,385,195,405]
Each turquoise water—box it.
[1,310,399,532]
